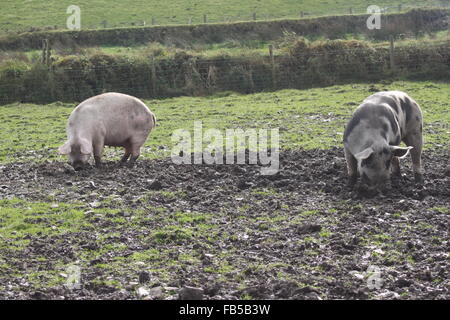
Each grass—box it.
[1,80,448,164]
[0,198,92,241]
[0,0,443,34]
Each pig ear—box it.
[390,146,413,159]
[80,139,93,155]
[354,147,374,161]
[58,142,71,155]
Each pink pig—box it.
[59,92,156,170]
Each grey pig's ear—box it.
[354,147,374,162]
[80,139,93,155]
[390,146,413,159]
[58,142,71,155]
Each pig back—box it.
[70,93,154,145]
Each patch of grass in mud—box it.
[0,81,448,164]
[149,211,214,244]
[430,207,450,214]
[128,249,161,262]
[152,226,194,244]
[0,198,91,241]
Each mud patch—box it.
[0,147,448,300]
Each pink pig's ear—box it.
[80,139,93,155]
[58,142,71,155]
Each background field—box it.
[0,81,448,164]
[1,0,447,33]
[0,80,449,300]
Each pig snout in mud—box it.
[59,92,156,169]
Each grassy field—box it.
[0,0,443,33]
[0,81,448,300]
[0,80,448,164]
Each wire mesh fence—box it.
[1,40,449,105]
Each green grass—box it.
[0,80,448,164]
[0,198,92,240]
[0,0,443,34]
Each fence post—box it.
[42,39,52,66]
[253,12,256,20]
[349,7,353,14]
[189,17,192,24]
[203,14,207,23]
[398,4,402,12]
[46,41,52,66]
[42,39,47,64]
[151,17,155,25]
[300,11,304,18]
[389,36,395,70]
[269,44,276,89]
[151,56,157,97]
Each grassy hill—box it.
[1,0,446,33]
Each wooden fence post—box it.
[42,39,47,64]
[253,12,256,20]
[349,8,353,15]
[269,45,276,89]
[300,11,304,18]
[42,39,51,66]
[203,14,207,23]
[151,17,155,25]
[46,41,51,66]
[389,36,395,70]
[398,4,402,12]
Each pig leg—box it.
[344,147,358,187]
[403,132,423,184]
[391,156,401,177]
[120,148,131,163]
[127,143,143,167]
[93,140,104,168]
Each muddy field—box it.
[0,147,449,300]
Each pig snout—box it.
[71,160,85,171]
[361,174,388,189]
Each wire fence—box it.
[1,40,449,105]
